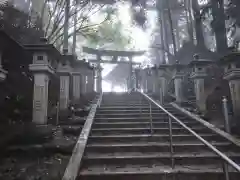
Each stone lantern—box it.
[26,42,60,124]
[220,52,240,118]
[170,61,186,103]
[189,55,213,112]
[58,54,75,110]
[72,60,94,98]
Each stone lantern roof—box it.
[73,59,94,70]
[24,39,61,60]
[219,52,240,65]
[188,54,214,67]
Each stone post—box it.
[171,63,186,103]
[189,58,212,112]
[221,53,240,118]
[87,70,94,92]
[0,51,7,82]
[81,73,87,94]
[27,48,56,124]
[31,73,50,124]
[59,75,70,109]
[135,68,141,90]
[174,75,184,102]
[96,67,102,93]
[58,54,73,110]
[145,66,153,93]
[152,66,159,95]
[72,73,81,100]
[128,56,133,90]
[158,64,169,102]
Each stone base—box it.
[0,68,7,81]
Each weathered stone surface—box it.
[0,124,53,150]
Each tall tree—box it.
[201,0,228,53]
[0,2,44,44]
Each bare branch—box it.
[52,14,109,45]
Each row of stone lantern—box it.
[138,52,240,120]
[25,43,96,125]
[139,59,211,109]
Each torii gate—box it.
[82,47,145,92]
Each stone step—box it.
[82,152,240,167]
[90,127,211,135]
[97,109,163,113]
[79,164,240,180]
[96,110,182,115]
[77,94,240,180]
[92,122,200,129]
[88,134,225,144]
[86,142,235,153]
[94,117,190,123]
[62,125,82,136]
[95,113,186,118]
[101,103,149,106]
[98,106,168,110]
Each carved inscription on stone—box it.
[34,86,44,111]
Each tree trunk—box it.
[212,0,228,53]
[192,0,205,49]
[185,0,194,42]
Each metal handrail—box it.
[138,90,240,173]
[62,93,103,180]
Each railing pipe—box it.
[222,96,231,134]
[168,116,175,168]
[56,101,60,125]
[138,90,240,173]
[149,101,153,135]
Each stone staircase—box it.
[78,92,240,180]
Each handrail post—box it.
[222,96,230,180]
[140,95,142,115]
[137,90,240,173]
[56,101,60,125]
[222,96,231,134]
[168,116,175,169]
[98,93,103,108]
[223,162,230,180]
[150,101,153,135]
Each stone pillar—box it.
[174,75,184,103]
[27,42,60,124]
[228,80,240,116]
[171,63,186,103]
[194,78,206,111]
[152,66,159,94]
[128,56,133,90]
[87,72,94,92]
[81,74,87,94]
[158,65,169,98]
[159,77,167,97]
[28,52,55,124]
[221,55,240,118]
[146,67,153,93]
[96,67,102,93]
[59,74,70,109]
[135,68,140,90]
[189,58,211,112]
[32,73,50,124]
[72,73,81,100]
